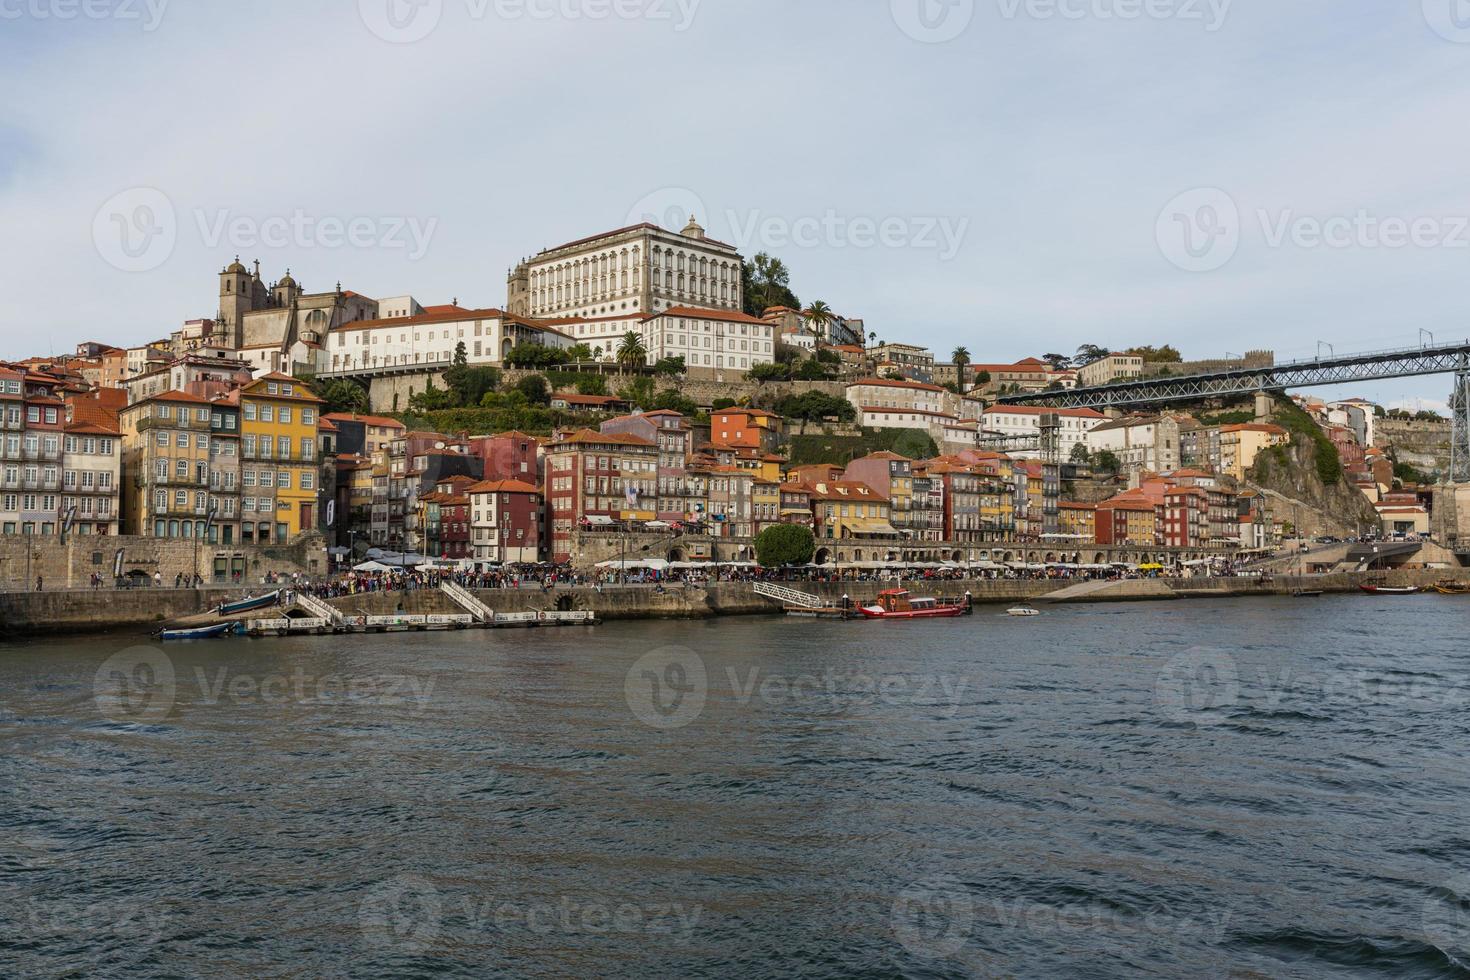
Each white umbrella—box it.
[353,560,395,572]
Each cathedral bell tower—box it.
[217,256,253,349]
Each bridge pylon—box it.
[1452,359,1470,483]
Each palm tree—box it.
[616,331,648,376]
[951,346,971,394]
[802,300,834,341]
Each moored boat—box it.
[160,621,242,641]
[1292,590,1324,598]
[1007,604,1041,617]
[1359,584,1420,595]
[1434,580,1470,595]
[217,590,282,616]
[859,590,970,620]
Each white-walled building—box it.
[1086,414,1183,473]
[1077,354,1145,387]
[326,309,573,374]
[637,306,775,377]
[980,405,1106,460]
[508,216,744,321]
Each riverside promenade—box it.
[0,568,1467,637]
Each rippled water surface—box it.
[5,596,1470,977]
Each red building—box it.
[544,430,658,563]
[466,479,542,564]
[467,430,542,484]
[1162,486,1209,548]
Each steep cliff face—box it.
[1376,418,1450,476]
[1248,436,1378,536]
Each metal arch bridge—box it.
[997,341,1470,411]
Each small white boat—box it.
[1007,605,1041,617]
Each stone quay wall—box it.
[0,534,328,592]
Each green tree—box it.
[743,252,800,316]
[712,398,737,411]
[515,374,550,405]
[616,332,648,372]
[445,365,500,408]
[652,389,699,416]
[566,343,594,362]
[976,369,991,385]
[453,341,468,367]
[1125,344,1182,363]
[409,376,455,411]
[1069,443,1092,465]
[505,343,570,368]
[653,355,686,376]
[776,391,856,422]
[619,376,656,409]
[747,362,791,383]
[309,377,369,415]
[1076,344,1110,365]
[1094,449,1121,474]
[574,374,608,396]
[754,524,816,568]
[951,346,971,394]
[802,300,834,339]
[795,358,831,380]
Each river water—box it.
[3,596,1470,978]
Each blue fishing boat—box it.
[216,590,281,616]
[160,621,242,641]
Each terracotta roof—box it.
[466,478,540,495]
[553,429,655,448]
[135,389,214,407]
[643,306,772,326]
[322,412,406,429]
[65,421,119,436]
[847,377,946,393]
[983,405,1106,419]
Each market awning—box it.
[848,521,900,536]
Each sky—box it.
[2,0,1468,411]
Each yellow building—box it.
[1057,501,1097,545]
[238,373,324,544]
[1219,423,1290,480]
[118,390,216,539]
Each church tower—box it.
[217,256,254,349]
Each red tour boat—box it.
[859,590,971,620]
[1359,584,1420,595]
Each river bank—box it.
[0,567,1466,637]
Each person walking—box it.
[35,575,42,592]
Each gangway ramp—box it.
[753,583,827,608]
[440,581,495,623]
